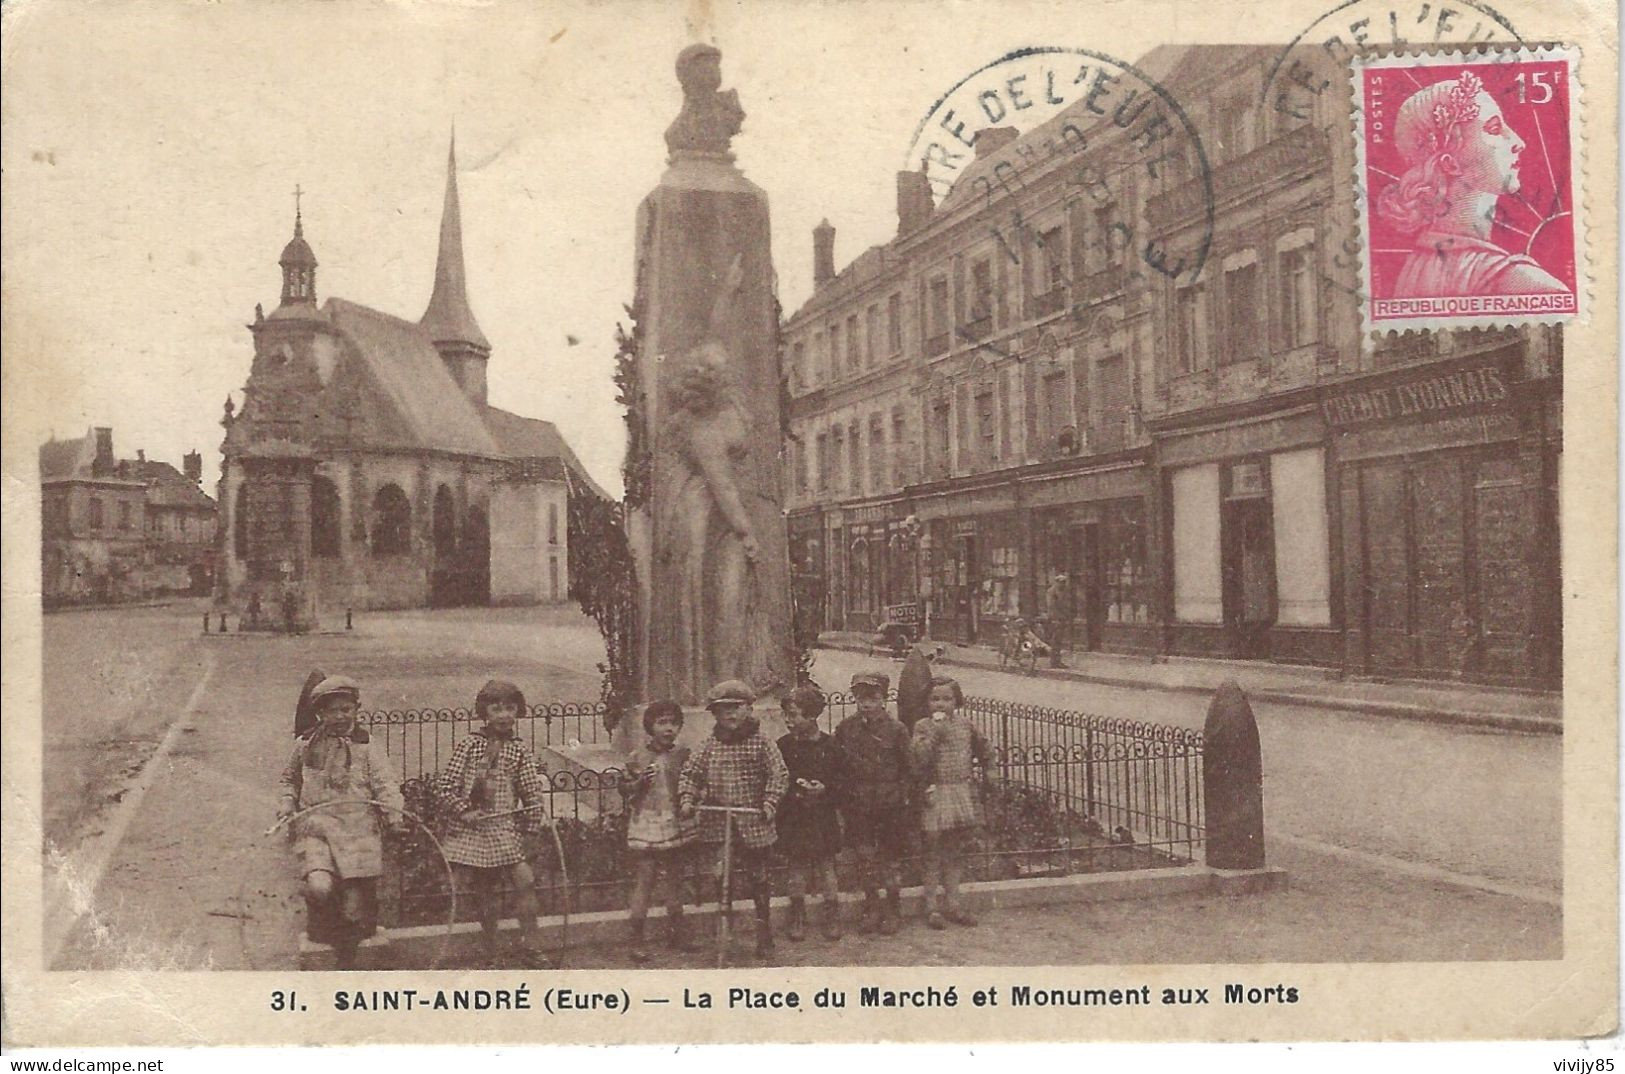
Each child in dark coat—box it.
[833,670,912,935]
[775,684,844,941]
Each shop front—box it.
[917,485,1022,645]
[788,508,826,642]
[1158,403,1338,666]
[1022,462,1157,655]
[1328,350,1558,686]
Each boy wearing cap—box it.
[276,675,405,969]
[678,680,790,960]
[833,670,912,935]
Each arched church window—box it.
[311,477,341,558]
[233,486,248,561]
[371,484,412,557]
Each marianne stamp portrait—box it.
[1356,47,1584,330]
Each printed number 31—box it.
[1515,72,1556,105]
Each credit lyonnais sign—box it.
[1320,358,1515,429]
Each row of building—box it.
[38,428,218,606]
[782,46,1561,688]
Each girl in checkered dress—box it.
[437,680,552,967]
[620,700,699,962]
[911,676,990,930]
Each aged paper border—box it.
[1,0,1616,1046]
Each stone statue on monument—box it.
[664,43,746,160]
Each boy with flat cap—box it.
[679,679,790,959]
[277,674,404,968]
[834,670,912,935]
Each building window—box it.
[812,331,826,384]
[887,293,903,355]
[927,276,950,356]
[830,426,845,492]
[845,314,860,373]
[791,340,806,390]
[866,305,881,367]
[849,423,862,495]
[371,483,412,557]
[1222,259,1261,364]
[118,501,133,530]
[1096,354,1131,451]
[1041,227,1066,293]
[89,497,105,530]
[1278,241,1318,348]
[891,406,907,485]
[976,388,996,461]
[548,502,560,545]
[967,257,994,329]
[311,476,341,558]
[931,401,952,477]
[1174,282,1208,374]
[816,432,830,492]
[869,413,886,490]
[1094,205,1122,267]
[1043,370,1070,442]
[1221,100,1256,159]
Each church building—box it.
[216,137,603,627]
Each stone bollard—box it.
[1202,679,1265,870]
[896,646,933,731]
[346,608,353,631]
[203,612,211,634]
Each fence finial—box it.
[1202,679,1265,870]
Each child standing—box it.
[912,676,990,929]
[833,670,912,935]
[620,700,698,963]
[678,680,789,960]
[437,679,552,968]
[775,684,844,941]
[277,675,404,969]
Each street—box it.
[39,602,1560,970]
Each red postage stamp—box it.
[1354,47,1583,332]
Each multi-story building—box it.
[40,428,218,605]
[784,45,1560,687]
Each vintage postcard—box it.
[1,0,1616,1048]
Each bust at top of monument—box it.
[664,44,745,161]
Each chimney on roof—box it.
[813,219,836,288]
[92,427,114,477]
[136,448,145,463]
[974,126,1020,160]
[896,170,934,237]
[183,451,203,484]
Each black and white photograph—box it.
[1,0,1615,1048]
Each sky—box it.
[2,0,1184,495]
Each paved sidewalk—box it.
[819,633,1561,734]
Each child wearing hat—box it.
[678,679,789,960]
[912,675,990,928]
[620,699,699,963]
[833,670,912,935]
[436,679,552,968]
[276,674,404,969]
[775,683,845,941]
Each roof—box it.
[481,405,612,500]
[122,459,216,511]
[418,135,491,350]
[38,432,95,480]
[325,297,503,457]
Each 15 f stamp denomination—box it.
[1354,46,1584,331]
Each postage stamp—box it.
[1353,46,1584,331]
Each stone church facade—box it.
[216,139,601,627]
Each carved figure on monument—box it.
[664,44,745,160]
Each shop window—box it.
[1174,281,1208,373]
[1222,260,1261,364]
[311,476,341,558]
[849,537,873,613]
[981,537,1022,619]
[1278,240,1318,348]
[1103,499,1150,624]
[887,293,903,355]
[371,483,412,557]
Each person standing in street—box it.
[1044,572,1073,669]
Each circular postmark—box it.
[904,47,1215,293]
[1260,2,1525,309]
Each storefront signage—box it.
[1021,465,1145,508]
[1321,361,1513,429]
[1159,410,1323,467]
[1335,411,1521,462]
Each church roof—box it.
[325,297,502,457]
[418,135,491,351]
[481,405,611,499]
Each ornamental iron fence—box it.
[356,693,1204,932]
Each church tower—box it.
[420,132,493,405]
[279,197,318,308]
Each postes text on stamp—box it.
[1354,46,1583,332]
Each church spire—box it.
[278,184,318,307]
[419,130,491,352]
